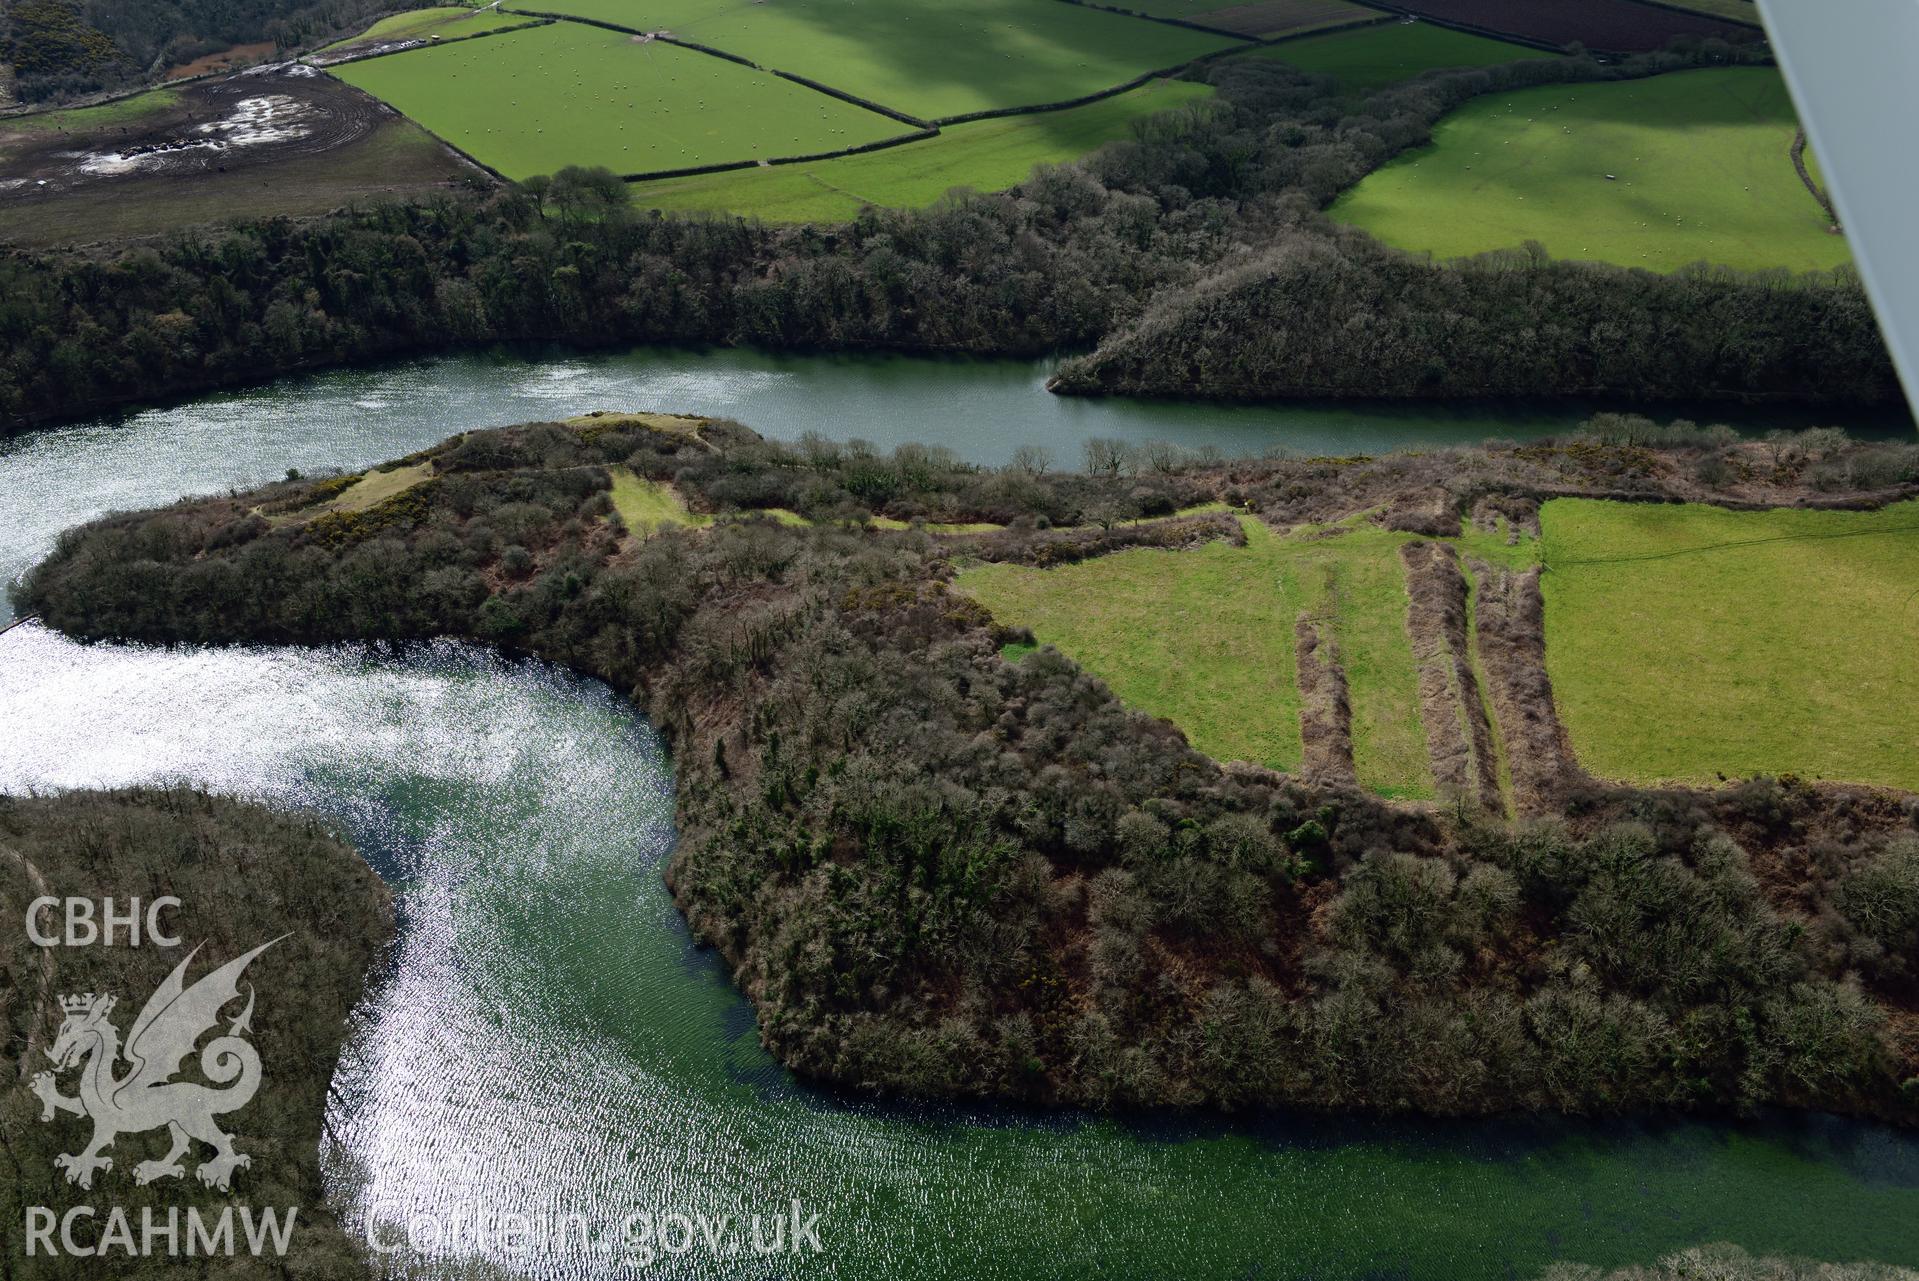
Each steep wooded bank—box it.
[1,44,1896,431]
[15,417,1918,1123]
[1049,230,1895,404]
[2,0,407,101]
[0,788,393,1279]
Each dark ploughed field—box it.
[1393,0,1760,50]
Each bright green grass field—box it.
[333,21,911,180]
[630,79,1211,219]
[1244,21,1550,96]
[321,6,534,53]
[1331,68,1851,273]
[519,0,1239,120]
[1541,498,1919,793]
[959,517,1468,796]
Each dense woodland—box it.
[0,42,1898,430]
[0,788,391,1279]
[1049,228,1895,403]
[1,0,411,99]
[17,417,1918,1123]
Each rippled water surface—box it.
[3,625,1916,1278]
[3,352,1917,1276]
[8,345,1912,623]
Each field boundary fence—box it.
[312,19,553,70]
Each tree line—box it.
[2,0,414,100]
[1,40,1896,431]
[1050,228,1898,404]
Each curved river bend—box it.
[1,349,1916,1278]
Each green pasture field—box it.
[1243,21,1549,95]
[953,515,1521,796]
[332,20,911,180]
[1541,498,1919,794]
[321,6,536,54]
[959,517,1309,776]
[1115,0,1375,38]
[518,0,1239,120]
[1330,68,1850,273]
[629,78,1212,219]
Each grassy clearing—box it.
[609,468,711,532]
[1541,498,1919,793]
[1293,521,1437,797]
[959,515,1466,795]
[320,6,537,54]
[1242,21,1549,95]
[630,78,1212,219]
[565,410,713,443]
[524,0,1238,120]
[1118,0,1374,37]
[318,462,434,514]
[960,517,1308,773]
[872,517,1005,533]
[333,21,911,179]
[1331,68,1850,273]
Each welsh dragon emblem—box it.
[30,939,280,1191]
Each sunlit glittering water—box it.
[2,356,1917,1276]
[3,624,1916,1279]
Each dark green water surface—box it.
[1,633,1913,1278]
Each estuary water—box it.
[1,348,1916,1277]
[3,627,1916,1279]
[6,344,1913,623]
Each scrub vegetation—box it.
[0,0,401,100]
[1332,69,1850,272]
[0,788,392,1280]
[1538,1246,1917,1281]
[17,415,1919,1128]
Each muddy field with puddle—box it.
[0,65,478,245]
[0,64,387,197]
